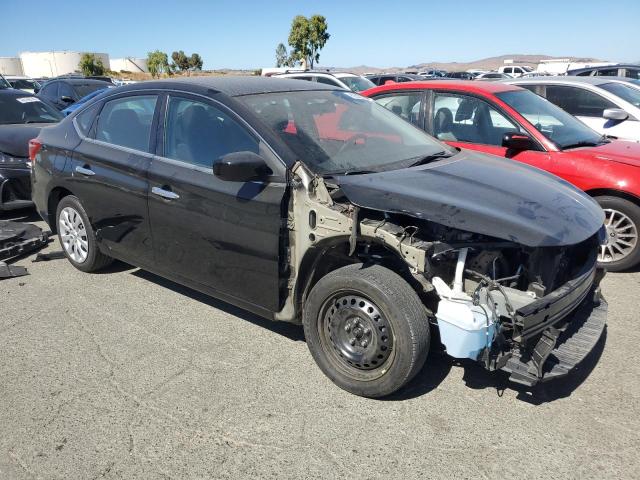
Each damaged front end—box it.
[281,158,607,387]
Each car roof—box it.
[111,76,339,97]
[363,79,522,96]
[508,76,634,86]
[568,64,640,73]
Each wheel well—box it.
[294,240,426,315]
[47,187,74,233]
[586,188,640,206]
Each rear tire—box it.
[595,196,640,272]
[56,195,113,273]
[303,263,430,398]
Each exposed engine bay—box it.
[279,163,606,385]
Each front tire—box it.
[56,195,113,272]
[595,196,640,272]
[303,264,430,398]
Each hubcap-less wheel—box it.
[320,293,394,375]
[59,206,89,263]
[599,208,638,264]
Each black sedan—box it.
[37,78,112,110]
[0,88,63,211]
[29,77,606,397]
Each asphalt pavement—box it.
[1,209,638,479]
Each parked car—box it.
[37,78,112,110]
[0,89,63,210]
[363,79,640,270]
[0,74,10,89]
[498,66,534,78]
[567,64,640,79]
[365,73,425,86]
[476,72,512,81]
[30,77,607,396]
[273,71,375,92]
[4,76,41,94]
[507,76,640,143]
[61,86,114,116]
[418,70,446,78]
[444,71,476,80]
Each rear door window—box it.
[316,76,340,87]
[545,85,616,117]
[95,95,158,152]
[163,96,259,169]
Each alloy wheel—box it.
[59,206,89,263]
[599,208,638,264]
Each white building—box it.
[0,57,23,75]
[19,51,110,78]
[110,57,148,73]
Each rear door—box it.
[147,93,287,312]
[70,92,159,265]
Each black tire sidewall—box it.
[596,195,640,272]
[303,264,429,398]
[56,196,103,272]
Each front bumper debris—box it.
[501,287,607,386]
[0,221,49,262]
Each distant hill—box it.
[321,54,605,74]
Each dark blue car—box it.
[61,86,113,115]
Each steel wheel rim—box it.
[319,292,394,378]
[59,207,89,263]
[599,208,638,264]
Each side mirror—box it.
[213,151,272,182]
[603,108,628,121]
[60,95,74,103]
[502,132,536,151]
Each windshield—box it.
[8,79,39,90]
[496,90,604,149]
[74,83,110,98]
[0,75,10,89]
[339,76,376,92]
[239,90,448,175]
[0,94,64,125]
[600,82,640,108]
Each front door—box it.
[428,91,553,169]
[147,94,287,312]
[70,93,159,265]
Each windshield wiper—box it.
[407,151,453,167]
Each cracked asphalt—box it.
[1,210,639,480]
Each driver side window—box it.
[163,97,259,168]
[430,92,519,146]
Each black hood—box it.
[0,123,49,158]
[335,150,604,247]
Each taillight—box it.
[28,139,42,167]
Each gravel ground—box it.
[1,209,639,480]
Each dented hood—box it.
[336,150,604,247]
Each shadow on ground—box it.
[132,269,305,342]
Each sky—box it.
[3,0,639,70]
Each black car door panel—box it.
[147,94,286,311]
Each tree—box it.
[287,14,330,69]
[147,50,170,78]
[171,50,190,72]
[79,53,105,76]
[275,43,288,68]
[188,53,203,71]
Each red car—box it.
[362,80,640,271]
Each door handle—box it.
[152,186,180,200]
[75,166,95,176]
